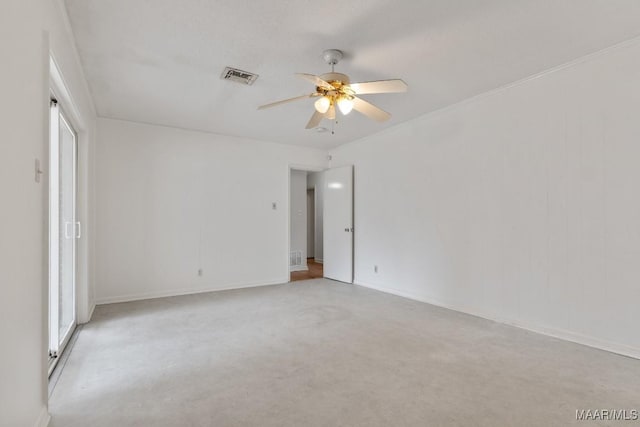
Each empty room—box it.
[3,1,640,426]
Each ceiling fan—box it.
[258,49,407,130]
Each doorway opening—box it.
[288,165,353,283]
[289,169,324,281]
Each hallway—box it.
[290,259,323,282]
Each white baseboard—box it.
[34,407,50,427]
[289,265,309,272]
[355,281,640,360]
[314,258,323,263]
[78,302,96,324]
[86,303,96,322]
[95,279,288,305]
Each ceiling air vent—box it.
[221,67,258,85]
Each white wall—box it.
[307,171,325,262]
[47,0,98,324]
[96,118,327,303]
[0,1,48,426]
[306,190,315,258]
[290,170,307,270]
[0,2,96,425]
[330,38,640,358]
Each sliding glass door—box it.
[49,99,78,370]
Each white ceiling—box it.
[65,0,640,149]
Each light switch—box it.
[35,159,43,183]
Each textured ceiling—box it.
[65,0,640,148]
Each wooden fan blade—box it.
[352,96,391,122]
[296,73,334,90]
[258,94,313,110]
[349,79,407,95]
[305,110,325,129]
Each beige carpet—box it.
[49,279,640,426]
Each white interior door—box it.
[323,165,353,283]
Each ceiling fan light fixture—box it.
[326,104,336,120]
[337,96,354,115]
[257,49,407,130]
[314,96,331,114]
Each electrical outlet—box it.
[272,202,277,210]
[198,269,203,277]
[374,265,378,273]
